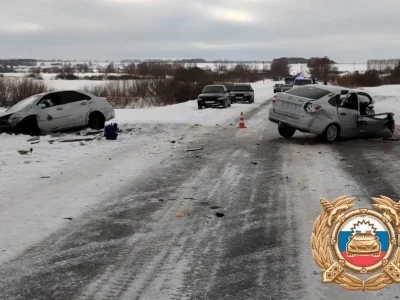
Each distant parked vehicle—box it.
[273,83,283,93]
[197,85,231,109]
[230,83,254,103]
[280,84,294,92]
[268,85,394,142]
[293,78,313,86]
[284,77,296,85]
[0,90,115,136]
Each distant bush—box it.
[55,73,79,80]
[335,71,382,87]
[82,79,211,108]
[0,77,51,107]
[25,73,43,80]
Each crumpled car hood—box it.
[0,112,14,120]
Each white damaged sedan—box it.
[0,90,115,135]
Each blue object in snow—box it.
[104,123,119,140]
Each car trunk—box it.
[274,86,332,118]
[274,93,309,118]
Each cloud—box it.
[2,23,44,34]
[1,0,400,61]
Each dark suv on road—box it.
[197,85,231,109]
[230,83,254,103]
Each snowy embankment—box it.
[363,85,400,123]
[0,80,275,264]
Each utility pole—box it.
[262,61,265,83]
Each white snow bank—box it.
[111,80,275,127]
[363,85,400,123]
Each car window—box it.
[285,86,331,100]
[294,79,313,86]
[233,85,251,91]
[202,86,224,93]
[358,93,372,104]
[341,93,358,110]
[328,95,340,106]
[59,91,91,104]
[38,92,63,107]
[7,94,42,113]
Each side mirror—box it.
[38,103,46,109]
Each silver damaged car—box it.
[268,85,395,142]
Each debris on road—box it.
[215,212,225,217]
[251,161,258,165]
[186,148,204,152]
[170,140,176,144]
[176,212,185,218]
[210,206,221,209]
[40,176,51,179]
[63,217,73,220]
[59,138,95,143]
[17,148,33,155]
[184,197,195,200]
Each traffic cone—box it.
[238,112,247,128]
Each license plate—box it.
[279,100,299,109]
[206,101,215,104]
[236,97,243,99]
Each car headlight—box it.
[218,97,224,100]
[245,93,250,96]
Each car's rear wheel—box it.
[278,124,296,138]
[198,103,203,110]
[88,112,106,129]
[222,99,227,108]
[321,123,340,143]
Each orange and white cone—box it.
[238,112,247,128]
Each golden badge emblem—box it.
[311,195,400,291]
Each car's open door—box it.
[357,113,395,138]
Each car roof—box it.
[205,84,225,87]
[293,84,369,96]
[234,83,251,85]
[30,90,95,99]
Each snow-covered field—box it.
[2,61,367,78]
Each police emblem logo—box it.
[311,195,400,291]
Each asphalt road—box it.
[1,100,400,300]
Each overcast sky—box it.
[1,0,400,62]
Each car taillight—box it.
[272,95,277,103]
[305,103,322,112]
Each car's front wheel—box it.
[88,112,106,129]
[198,102,203,110]
[278,124,296,138]
[321,123,340,143]
[15,115,41,136]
